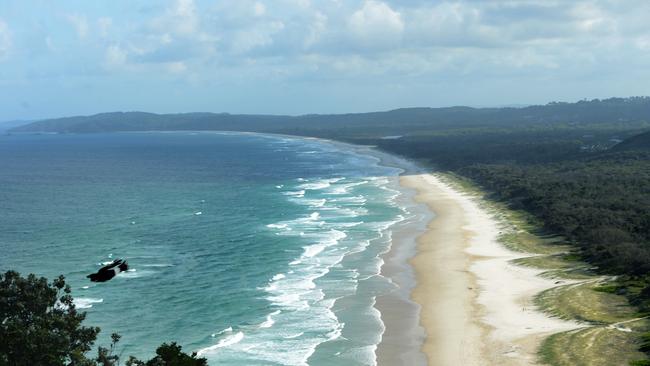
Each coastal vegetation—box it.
[0,270,206,366]
[437,173,650,365]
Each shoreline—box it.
[60,131,583,364]
[104,132,584,364]
[337,142,581,365]
[6,131,644,364]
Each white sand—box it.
[256,134,581,365]
[409,170,580,365]
[348,143,580,364]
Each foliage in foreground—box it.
[0,270,206,366]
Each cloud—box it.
[165,61,187,73]
[150,0,199,36]
[42,0,650,77]
[65,14,89,40]
[304,11,327,48]
[5,0,650,120]
[105,44,127,68]
[348,1,404,48]
[405,2,500,48]
[0,20,11,61]
[231,21,285,54]
[253,2,266,17]
[97,17,113,38]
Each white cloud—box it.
[0,20,11,61]
[5,0,650,120]
[304,11,327,48]
[636,36,650,51]
[348,1,404,48]
[231,21,285,54]
[43,0,650,90]
[65,14,89,40]
[165,61,187,73]
[406,3,500,48]
[97,17,113,38]
[253,2,266,17]
[148,0,199,37]
[45,36,56,52]
[169,0,199,35]
[105,44,127,68]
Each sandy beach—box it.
[284,136,581,365]
[364,148,580,365]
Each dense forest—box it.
[9,97,650,306]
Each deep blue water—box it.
[0,132,403,365]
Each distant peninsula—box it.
[11,97,650,139]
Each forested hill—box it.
[10,97,650,135]
[0,120,32,132]
[613,130,650,151]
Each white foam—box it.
[267,293,308,309]
[331,195,367,204]
[74,298,103,309]
[302,244,327,258]
[141,264,174,268]
[283,190,305,197]
[259,310,281,328]
[266,223,289,230]
[297,178,344,192]
[302,198,327,208]
[327,180,369,195]
[116,268,153,279]
[197,332,244,356]
[299,182,331,190]
[193,142,407,365]
[336,221,364,228]
[211,327,233,337]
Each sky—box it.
[1,0,650,120]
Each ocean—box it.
[0,132,408,365]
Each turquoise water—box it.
[0,132,404,365]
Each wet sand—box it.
[366,150,579,365]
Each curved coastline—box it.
[368,150,580,365]
[3,131,630,365]
[317,137,580,365]
[57,131,581,364]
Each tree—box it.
[126,343,207,366]
[0,270,99,366]
[0,271,206,366]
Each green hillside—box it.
[613,130,650,151]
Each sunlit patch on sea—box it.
[0,132,404,365]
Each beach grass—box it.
[437,170,650,365]
[535,282,638,324]
[513,254,575,270]
[513,254,594,280]
[540,321,649,366]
